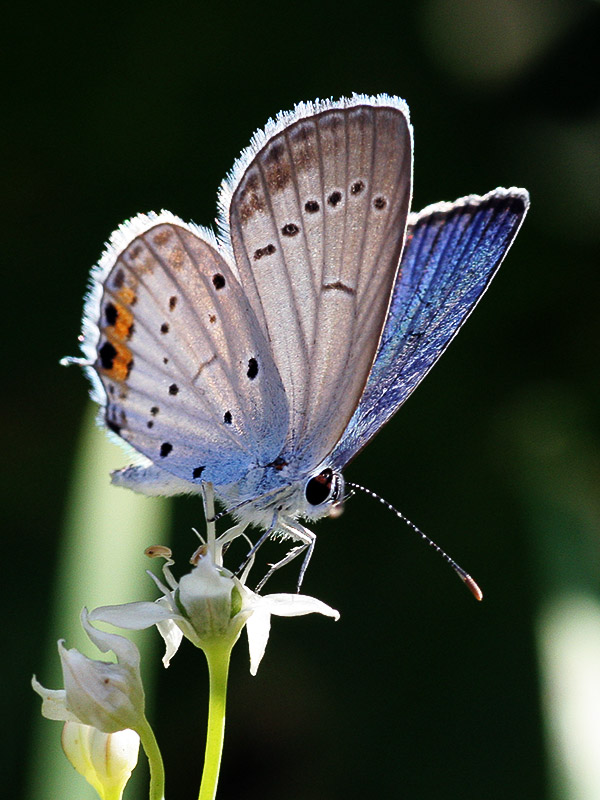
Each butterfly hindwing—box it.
[224,96,413,468]
[86,213,288,489]
[332,188,529,468]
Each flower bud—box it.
[32,609,146,734]
[61,721,139,800]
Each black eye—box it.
[305,468,334,506]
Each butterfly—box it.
[67,94,529,586]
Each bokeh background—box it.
[5,0,600,798]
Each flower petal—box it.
[261,593,340,620]
[31,677,79,723]
[89,601,181,631]
[81,609,140,670]
[240,587,339,675]
[155,618,184,667]
[245,606,272,676]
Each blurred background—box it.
[4,0,600,798]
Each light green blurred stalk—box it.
[27,403,171,800]
[510,387,600,800]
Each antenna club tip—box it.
[462,574,483,602]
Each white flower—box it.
[32,608,145,734]
[90,542,339,675]
[240,585,341,675]
[61,722,139,800]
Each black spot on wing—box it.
[106,406,127,435]
[160,442,173,458]
[169,383,179,395]
[281,223,299,236]
[113,269,125,289]
[192,466,205,479]
[105,303,118,325]
[223,411,232,424]
[247,358,258,379]
[254,244,276,260]
[305,200,320,213]
[106,418,121,435]
[212,274,226,290]
[99,342,117,370]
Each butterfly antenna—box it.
[347,481,483,601]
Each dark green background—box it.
[5,1,600,798]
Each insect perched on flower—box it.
[65,94,529,587]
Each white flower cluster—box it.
[33,489,339,798]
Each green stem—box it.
[198,645,232,800]
[137,717,166,800]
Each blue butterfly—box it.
[67,94,528,585]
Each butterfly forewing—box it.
[90,217,288,487]
[331,188,529,467]
[227,99,412,466]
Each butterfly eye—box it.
[305,468,335,506]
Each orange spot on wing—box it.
[170,247,185,269]
[101,337,133,382]
[153,229,172,245]
[117,286,136,306]
[112,304,134,340]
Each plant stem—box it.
[137,717,166,800]
[198,645,232,800]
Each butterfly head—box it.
[302,467,345,521]
[217,463,345,528]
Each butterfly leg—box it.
[216,521,255,580]
[235,512,279,583]
[254,518,316,593]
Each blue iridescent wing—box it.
[330,187,529,468]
